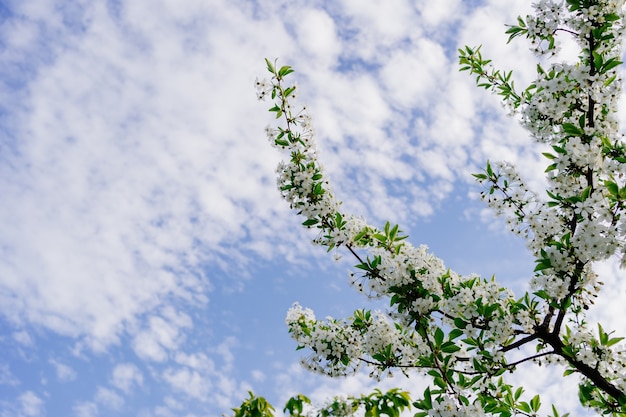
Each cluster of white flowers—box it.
[427,395,485,417]
[470,3,626,409]
[482,1,626,308]
[442,279,517,347]
[521,64,588,137]
[569,0,626,39]
[558,323,626,389]
[254,77,270,101]
[285,303,362,376]
[571,218,618,261]
[258,74,342,226]
[314,215,369,247]
[479,162,540,238]
[360,311,424,368]
[603,346,626,393]
[286,303,429,377]
[264,48,543,401]
[525,0,565,54]
[258,1,626,413]
[361,244,447,298]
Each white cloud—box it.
[151,396,186,417]
[0,391,44,417]
[160,339,242,405]
[417,0,465,28]
[293,8,340,67]
[0,364,19,386]
[215,336,237,371]
[251,369,265,382]
[338,0,421,59]
[18,391,44,417]
[132,308,192,362]
[162,367,210,401]
[379,39,448,109]
[95,387,124,410]
[111,363,143,393]
[49,358,77,382]
[0,0,297,352]
[12,331,33,347]
[73,401,98,417]
[174,352,216,373]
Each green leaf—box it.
[355,263,371,271]
[441,341,461,354]
[562,123,583,136]
[373,233,387,243]
[389,224,399,240]
[486,161,494,177]
[433,376,446,389]
[598,323,608,345]
[434,328,444,346]
[602,58,622,74]
[579,382,593,404]
[278,65,295,78]
[545,163,557,173]
[302,218,319,227]
[530,394,541,412]
[454,317,467,329]
[606,13,620,21]
[566,0,581,11]
[593,51,603,71]
[518,401,531,413]
[265,58,276,74]
[534,260,552,272]
[284,394,311,416]
[284,86,296,97]
[449,328,464,340]
[605,180,619,196]
[607,336,625,347]
[605,74,618,86]
[534,289,551,300]
[505,19,528,43]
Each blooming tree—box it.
[235,0,626,416]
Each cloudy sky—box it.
[1,1,625,416]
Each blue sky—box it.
[1,1,625,416]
